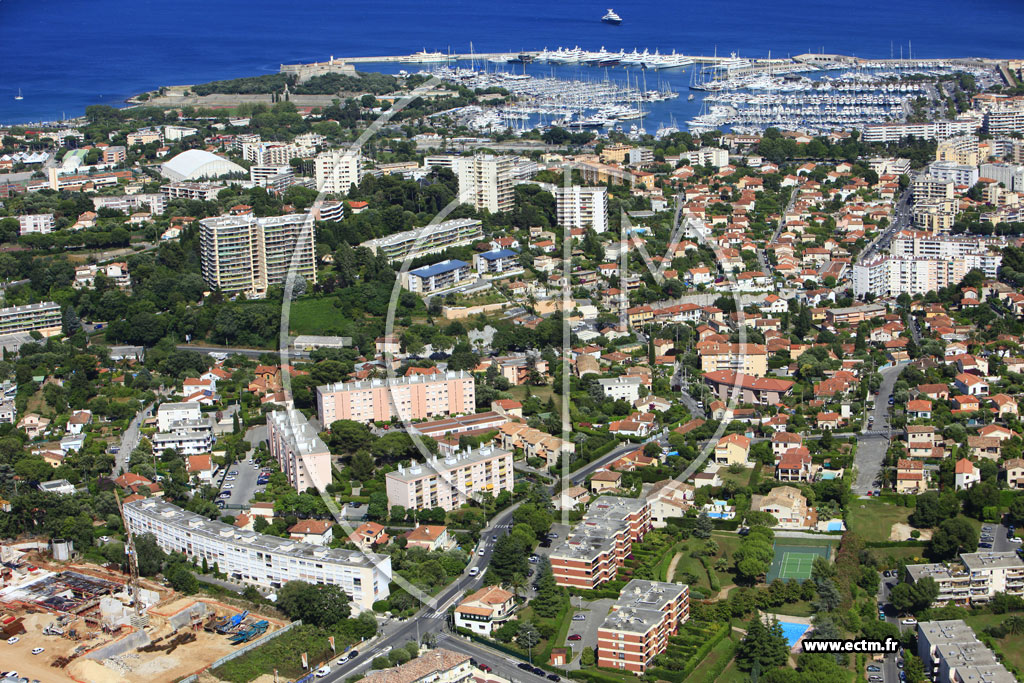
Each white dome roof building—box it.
[160,150,245,182]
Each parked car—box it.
[518,663,533,672]
[479,664,492,673]
[347,650,359,661]
[866,665,880,672]
[315,665,331,678]
[568,634,582,641]
[572,614,586,621]
[547,675,561,682]
[6,637,18,644]
[532,667,545,676]
[901,618,917,625]
[30,648,44,655]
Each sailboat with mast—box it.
[14,89,24,101]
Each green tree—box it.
[737,615,789,672]
[276,580,352,627]
[929,517,978,560]
[490,534,530,583]
[890,577,939,614]
[517,621,540,663]
[133,533,166,576]
[694,511,713,540]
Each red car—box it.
[568,634,582,641]
[479,664,492,673]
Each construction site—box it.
[0,528,284,683]
[0,556,284,683]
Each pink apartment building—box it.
[317,371,475,425]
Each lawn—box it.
[846,498,912,543]
[962,612,1024,673]
[684,634,736,683]
[508,384,562,419]
[770,600,815,618]
[718,465,755,488]
[287,297,357,336]
[714,657,747,683]
[670,534,744,598]
[867,544,929,567]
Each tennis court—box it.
[766,542,832,582]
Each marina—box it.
[380,49,1003,137]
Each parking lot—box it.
[562,598,614,668]
[216,458,265,509]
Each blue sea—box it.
[1,0,1023,125]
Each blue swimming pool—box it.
[778,620,810,648]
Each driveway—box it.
[563,598,614,668]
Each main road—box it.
[321,503,522,682]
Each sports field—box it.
[766,542,832,582]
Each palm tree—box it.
[1006,615,1024,636]
[509,572,526,599]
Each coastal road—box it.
[319,504,522,683]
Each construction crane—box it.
[114,490,148,627]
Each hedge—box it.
[646,621,731,683]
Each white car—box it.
[0,673,17,681]
[469,567,479,577]
[31,647,44,655]
[478,548,485,556]
[572,614,586,621]
[6,637,18,644]
[315,665,331,678]
[901,618,917,625]
[1010,537,1023,543]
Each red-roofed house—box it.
[896,459,926,494]
[287,519,335,545]
[405,524,450,551]
[955,458,980,491]
[186,454,214,483]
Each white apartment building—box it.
[912,175,955,201]
[917,620,1015,683]
[242,142,313,166]
[384,447,514,512]
[979,162,1024,192]
[250,164,294,190]
[266,409,332,493]
[123,498,391,610]
[361,219,483,262]
[199,213,316,297]
[457,155,514,213]
[160,182,225,201]
[18,213,55,235]
[0,301,62,337]
[598,376,643,402]
[905,551,1024,606]
[163,125,199,141]
[984,108,1024,136]
[861,117,981,143]
[684,147,729,169]
[157,401,201,431]
[555,186,609,234]
[928,161,979,187]
[852,253,1000,298]
[399,259,472,294]
[868,157,913,176]
[314,150,362,194]
[891,231,1005,262]
[92,193,167,215]
[152,430,212,455]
